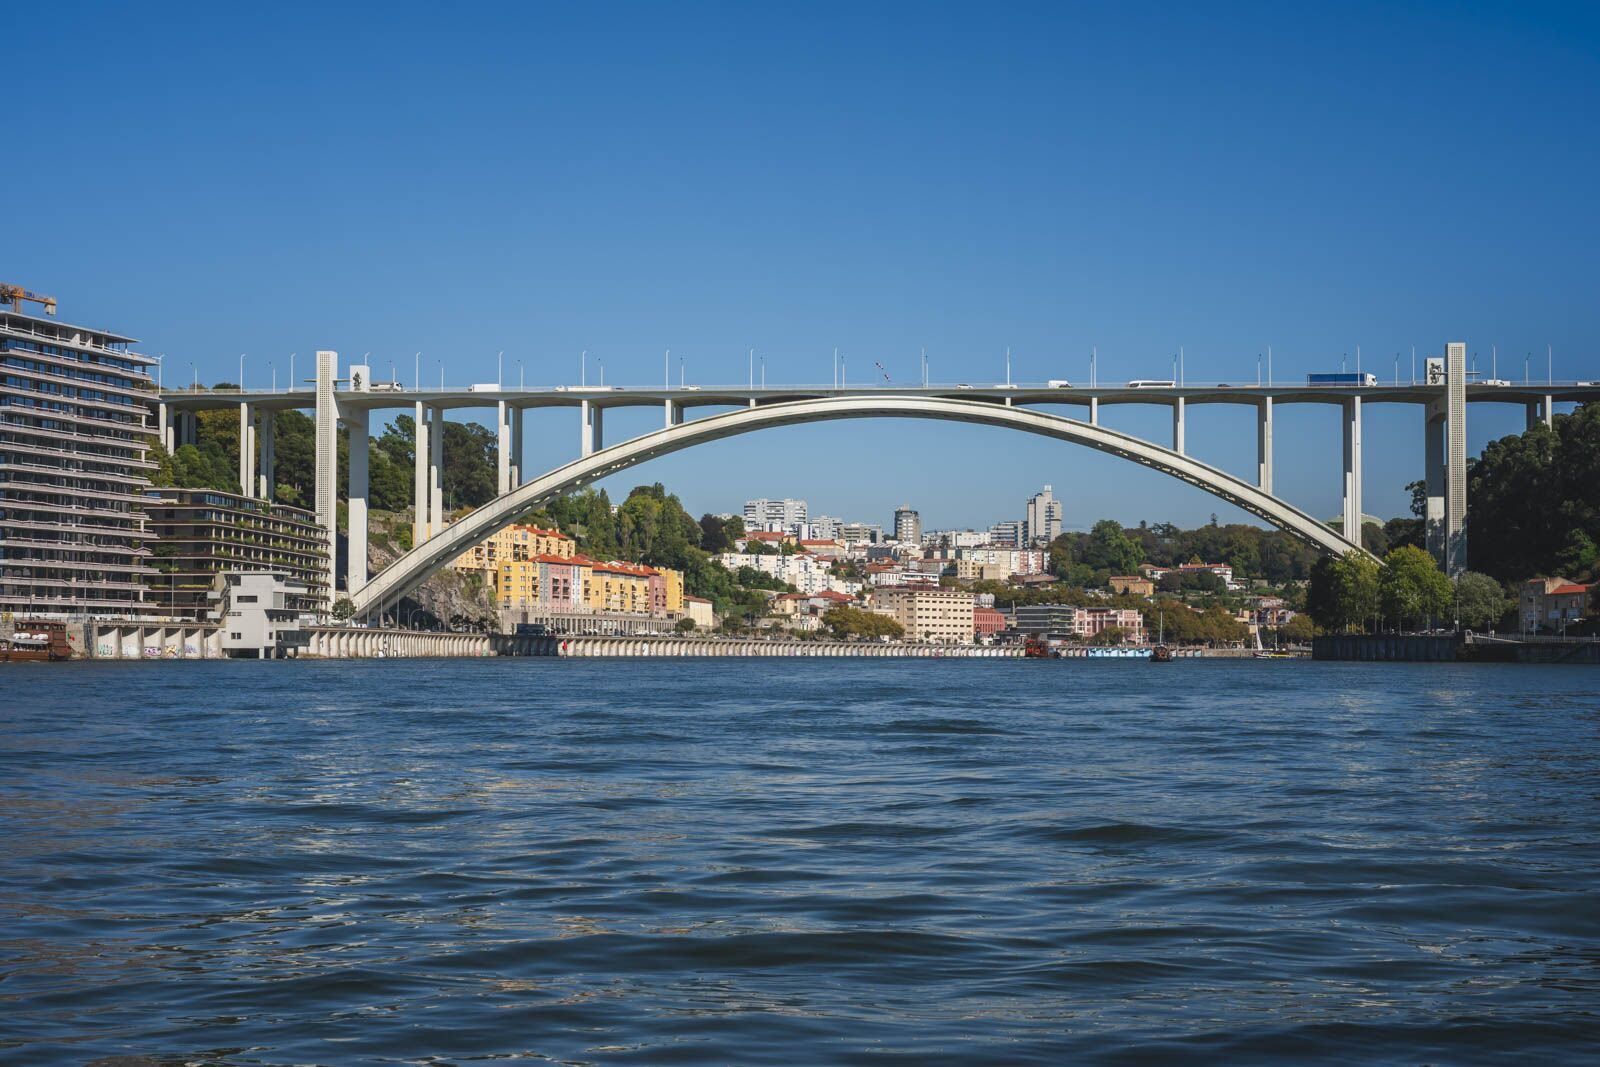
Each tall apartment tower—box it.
[893,504,922,545]
[1025,484,1063,546]
[0,292,158,615]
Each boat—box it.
[1,620,73,662]
[1023,636,1052,659]
[1150,611,1172,663]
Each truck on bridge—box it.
[1308,372,1378,386]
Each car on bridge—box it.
[1047,379,1073,388]
[1127,379,1175,389]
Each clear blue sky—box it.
[17,1,1599,532]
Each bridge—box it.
[152,346,1600,615]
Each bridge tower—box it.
[1424,341,1468,576]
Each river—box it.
[2,659,1597,1065]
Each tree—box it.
[822,605,904,640]
[1454,571,1508,631]
[331,596,355,621]
[1280,613,1317,644]
[1468,402,1600,584]
[1307,551,1381,633]
[1089,625,1126,646]
[1379,545,1453,631]
[674,617,697,633]
[1081,519,1144,574]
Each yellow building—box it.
[496,559,535,610]
[453,525,574,574]
[661,567,684,615]
[586,561,651,614]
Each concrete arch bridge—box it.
[350,394,1369,618]
[151,343,1597,610]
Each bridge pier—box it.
[1425,406,1446,561]
[238,402,256,497]
[429,405,445,534]
[1089,396,1099,426]
[157,401,173,454]
[1256,397,1273,494]
[413,400,430,545]
[346,405,369,592]
[580,400,603,456]
[1171,396,1185,455]
[260,409,275,499]
[315,351,338,592]
[1342,396,1362,543]
[510,404,523,486]
[497,400,512,494]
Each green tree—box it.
[1088,625,1126,646]
[674,616,697,633]
[1081,519,1144,574]
[1280,613,1317,644]
[331,596,355,621]
[1379,545,1453,630]
[822,605,904,640]
[1307,551,1381,633]
[1453,571,1508,631]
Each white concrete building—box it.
[719,551,861,596]
[1025,485,1062,546]
[874,587,977,644]
[893,505,922,545]
[209,571,314,659]
[744,498,809,536]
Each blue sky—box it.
[16,1,1599,532]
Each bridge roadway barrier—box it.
[499,635,1022,658]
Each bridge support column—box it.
[1425,406,1446,562]
[664,398,681,428]
[238,402,256,497]
[259,409,275,500]
[315,351,338,597]
[157,402,172,454]
[1542,394,1554,429]
[1256,396,1273,494]
[179,410,197,446]
[510,405,523,486]
[1342,396,1362,544]
[346,406,368,593]
[581,401,604,456]
[1171,396,1185,455]
[413,401,430,545]
[1444,342,1468,575]
[497,400,512,495]
[1089,396,1099,426]
[429,405,445,534]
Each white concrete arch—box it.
[352,395,1370,615]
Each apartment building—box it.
[893,505,922,545]
[1014,604,1145,642]
[452,524,574,573]
[744,498,808,535]
[143,488,330,619]
[720,550,860,596]
[1025,484,1062,546]
[873,586,976,643]
[1,296,158,615]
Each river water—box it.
[2,659,1597,1065]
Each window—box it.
[237,594,258,603]
[230,632,242,639]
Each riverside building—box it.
[0,291,158,616]
[142,488,330,619]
